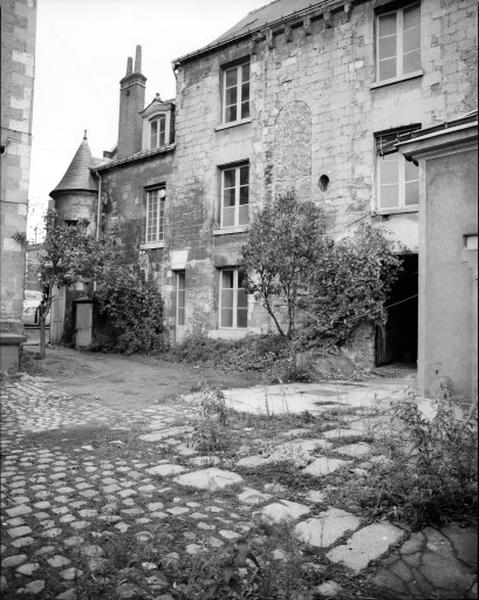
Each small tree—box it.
[240,194,402,349]
[240,192,329,340]
[38,210,111,358]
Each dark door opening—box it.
[376,253,418,367]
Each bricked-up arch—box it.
[273,100,312,201]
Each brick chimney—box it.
[117,45,146,159]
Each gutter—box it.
[93,171,102,293]
[172,0,355,67]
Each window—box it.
[175,271,185,326]
[222,61,250,123]
[376,128,420,210]
[220,163,249,227]
[376,3,420,81]
[145,187,166,242]
[219,269,248,328]
[150,115,166,150]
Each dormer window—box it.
[141,97,174,152]
[150,115,166,150]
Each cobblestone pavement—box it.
[1,374,477,599]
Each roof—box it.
[173,0,334,65]
[50,132,98,197]
[214,0,322,44]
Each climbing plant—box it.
[92,263,167,355]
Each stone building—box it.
[0,0,37,370]
[52,0,477,378]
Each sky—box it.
[27,0,270,241]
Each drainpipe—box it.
[93,170,102,292]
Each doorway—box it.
[376,253,418,366]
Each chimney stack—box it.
[134,45,142,73]
[117,45,146,159]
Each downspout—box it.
[93,170,102,292]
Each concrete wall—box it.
[419,148,477,399]
[0,0,36,368]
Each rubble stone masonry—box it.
[100,0,477,347]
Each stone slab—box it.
[259,500,310,524]
[146,464,187,477]
[327,522,404,572]
[295,509,361,548]
[332,442,373,458]
[303,457,351,476]
[174,468,243,491]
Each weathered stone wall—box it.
[0,0,36,368]
[101,0,477,350]
[166,0,477,344]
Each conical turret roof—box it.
[50,131,98,198]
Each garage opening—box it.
[376,253,418,367]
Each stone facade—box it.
[57,0,477,359]
[0,0,37,369]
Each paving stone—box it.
[332,442,373,458]
[2,554,28,567]
[8,525,32,538]
[219,529,241,540]
[147,502,165,511]
[115,522,129,533]
[59,514,76,523]
[11,536,34,548]
[322,428,361,439]
[314,580,344,597]
[17,561,39,575]
[34,546,55,556]
[18,580,45,594]
[117,489,137,498]
[7,517,25,527]
[238,487,272,505]
[167,506,190,516]
[303,457,351,476]
[259,500,310,524]
[305,490,327,503]
[236,455,269,468]
[63,536,83,547]
[185,543,203,555]
[56,590,77,600]
[190,455,221,466]
[60,567,83,580]
[295,509,361,548]
[6,504,31,518]
[174,468,243,491]
[48,555,71,568]
[327,522,404,571]
[146,464,188,477]
[137,484,156,493]
[43,527,63,538]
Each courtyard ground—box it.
[0,347,476,599]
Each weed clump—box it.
[189,385,230,453]
[332,390,478,530]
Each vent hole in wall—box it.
[319,174,329,191]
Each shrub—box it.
[334,391,478,530]
[170,332,290,372]
[92,264,168,355]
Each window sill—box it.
[215,118,252,132]
[370,69,424,90]
[374,205,419,216]
[213,225,250,236]
[140,241,165,250]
